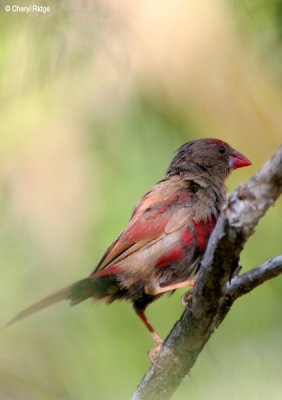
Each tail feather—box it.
[2,276,115,331]
[2,284,73,330]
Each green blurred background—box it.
[0,0,281,399]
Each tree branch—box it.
[132,145,282,400]
[228,255,282,300]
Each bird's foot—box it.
[182,289,193,308]
[148,341,163,364]
[148,333,163,364]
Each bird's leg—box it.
[134,280,195,361]
[134,308,163,346]
[151,279,195,295]
[134,307,163,361]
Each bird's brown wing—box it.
[92,176,194,275]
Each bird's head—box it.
[167,138,251,180]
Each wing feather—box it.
[92,176,192,275]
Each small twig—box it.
[132,145,282,400]
[212,255,282,330]
[228,255,282,300]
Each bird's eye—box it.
[218,145,226,154]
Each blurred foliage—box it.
[0,0,281,399]
[231,0,282,77]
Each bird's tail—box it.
[2,277,103,330]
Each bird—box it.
[4,138,251,358]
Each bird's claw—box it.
[148,339,163,365]
[182,289,193,308]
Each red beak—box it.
[229,149,252,170]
